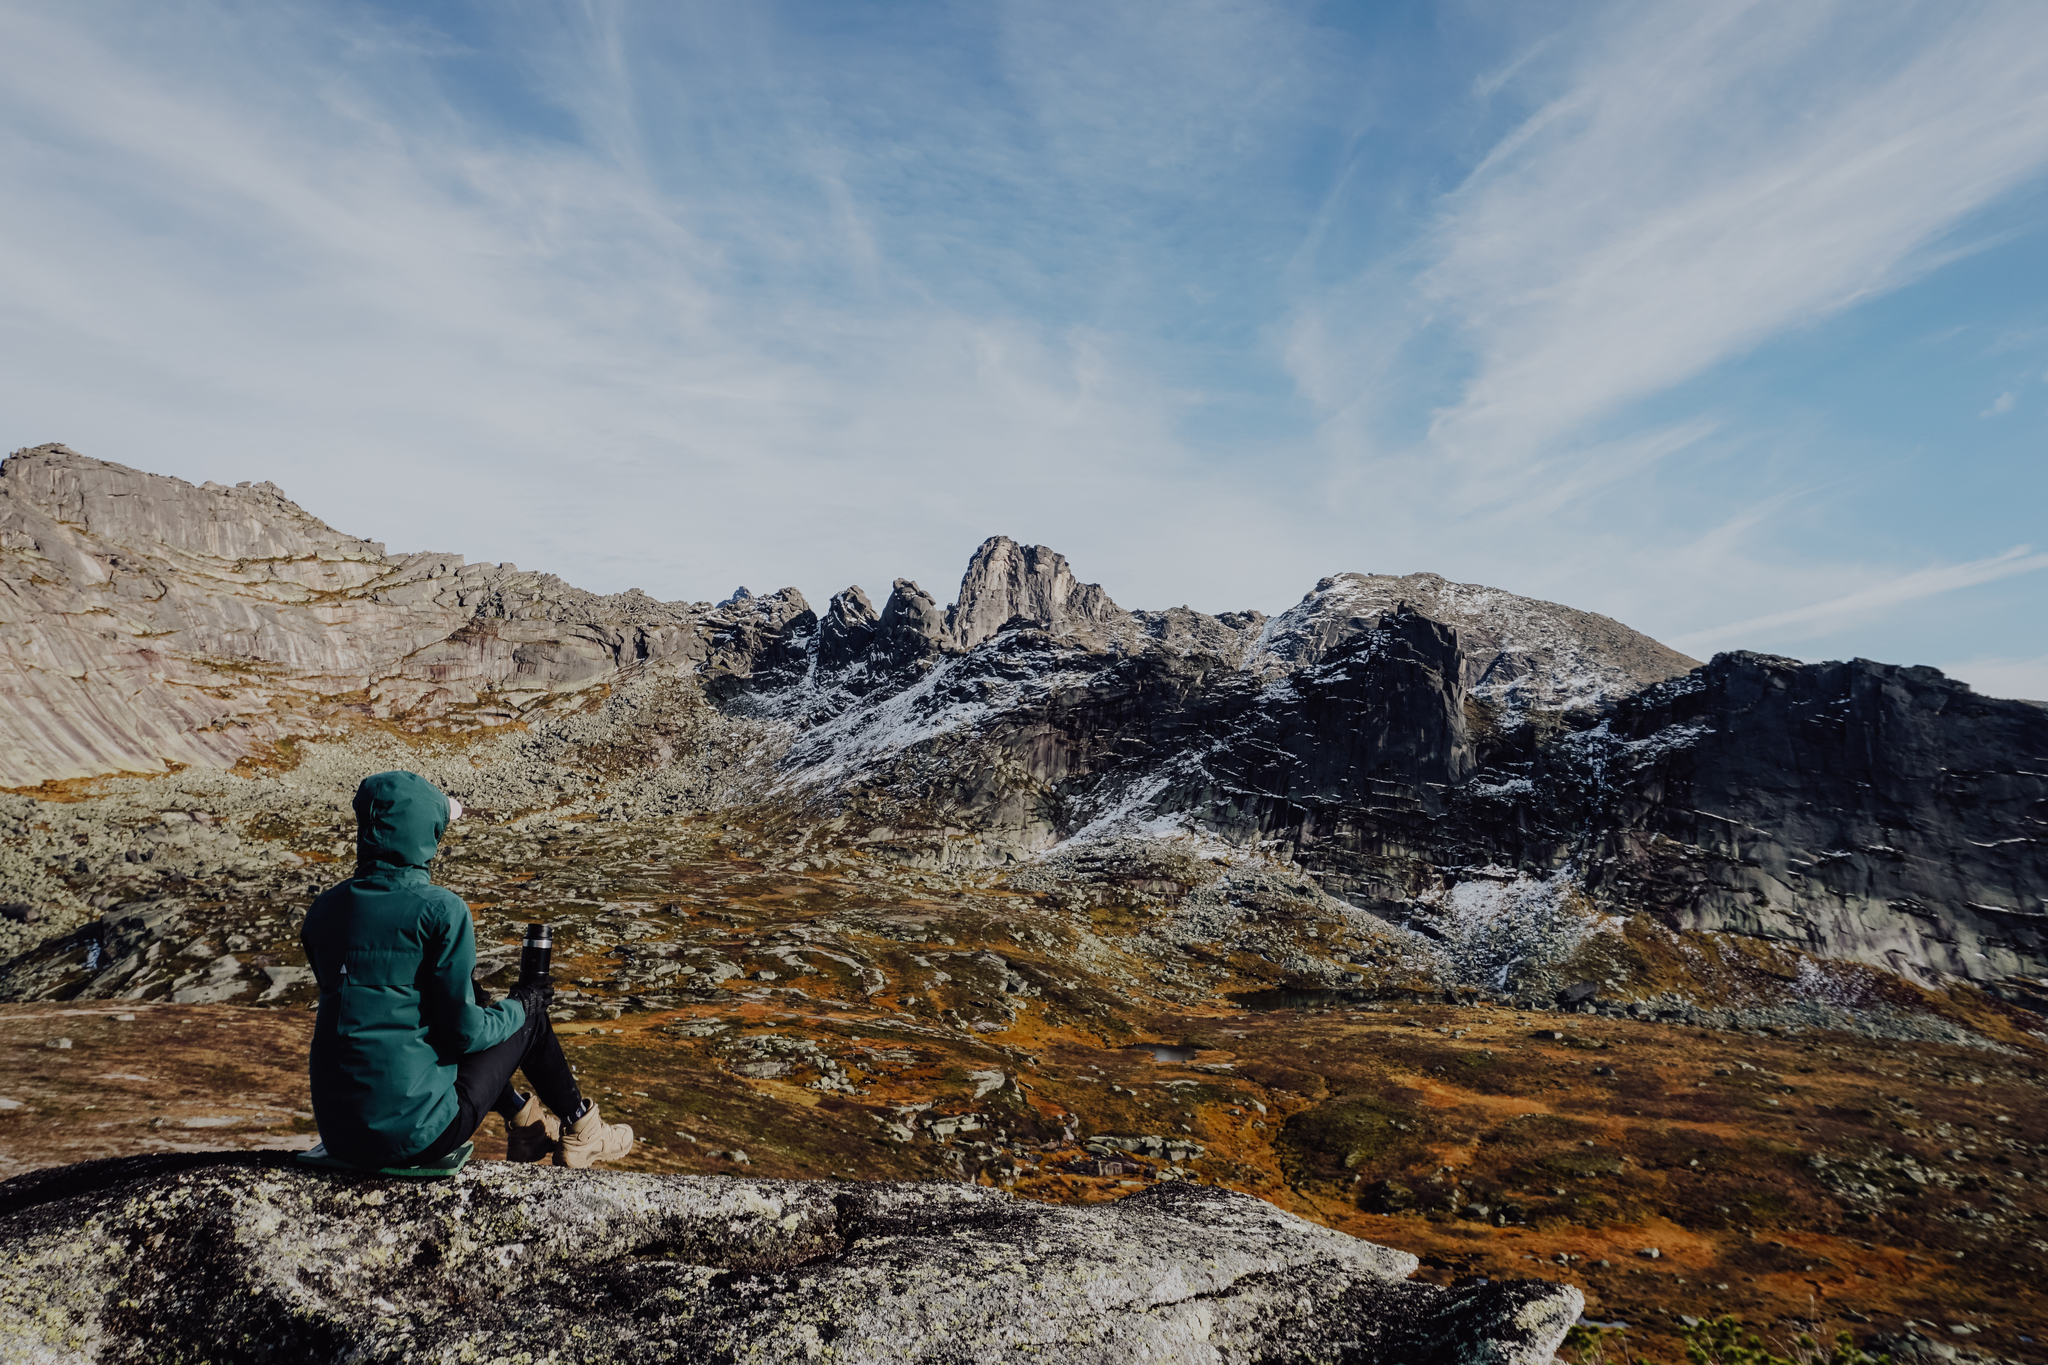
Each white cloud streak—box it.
[1278,1,2048,668]
[1417,0,2048,475]
[1671,546,2048,655]
[1937,656,2048,703]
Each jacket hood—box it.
[353,770,450,873]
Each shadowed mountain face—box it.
[1,443,2043,992]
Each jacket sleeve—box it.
[423,893,525,1057]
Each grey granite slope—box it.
[0,445,729,785]
[0,1157,1580,1365]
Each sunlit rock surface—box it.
[0,1156,1579,1364]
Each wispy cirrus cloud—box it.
[0,0,1329,609]
[1417,0,2048,477]
[1671,546,2048,656]
[1281,0,2048,663]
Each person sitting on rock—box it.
[301,769,632,1169]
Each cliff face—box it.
[0,1156,1581,1365]
[1587,653,2048,980]
[1217,650,2048,986]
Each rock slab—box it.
[0,1155,1580,1364]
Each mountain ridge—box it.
[0,442,1696,786]
[0,442,2041,998]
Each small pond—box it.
[1127,1044,1200,1063]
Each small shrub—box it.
[1557,1318,1890,1365]
[1674,1316,1889,1365]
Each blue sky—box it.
[3,0,2046,696]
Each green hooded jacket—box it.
[301,770,524,1166]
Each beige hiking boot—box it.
[555,1102,633,1168]
[504,1093,560,1163]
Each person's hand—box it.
[506,979,553,1017]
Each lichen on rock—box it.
[0,1155,1580,1363]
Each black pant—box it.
[412,998,582,1164]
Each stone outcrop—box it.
[1205,607,1478,821]
[1582,652,2048,982]
[701,587,814,692]
[0,1156,1581,1364]
[1239,650,2048,987]
[871,578,947,672]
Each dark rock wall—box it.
[1580,653,2048,981]
[816,609,1480,865]
[1245,651,2048,983]
[873,578,947,671]
[792,612,2047,985]
[1204,608,1477,820]
[818,585,880,671]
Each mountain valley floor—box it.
[1,775,2042,1364]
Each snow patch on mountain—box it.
[1411,870,1611,990]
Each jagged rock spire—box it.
[817,586,880,672]
[874,579,945,670]
[943,536,1125,648]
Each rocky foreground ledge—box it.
[0,1156,1580,1364]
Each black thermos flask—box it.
[518,922,552,990]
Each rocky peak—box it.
[944,536,1128,649]
[2,444,300,531]
[873,579,946,671]
[817,586,880,672]
[0,444,724,783]
[1256,570,1698,711]
[706,586,810,630]
[703,588,814,689]
[3,442,395,590]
